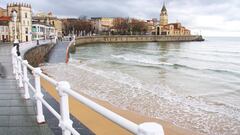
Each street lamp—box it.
[12,10,20,56]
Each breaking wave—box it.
[111,54,240,78]
[111,54,174,66]
[45,39,240,135]
[42,61,240,135]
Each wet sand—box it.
[41,77,201,135]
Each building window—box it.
[25,28,28,34]
[5,27,8,32]
[25,13,28,18]
[32,26,36,32]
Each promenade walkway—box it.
[0,44,54,135]
[47,41,70,63]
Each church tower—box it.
[7,3,32,42]
[160,2,168,26]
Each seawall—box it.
[75,35,204,46]
[23,43,55,67]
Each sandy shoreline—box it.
[41,77,201,135]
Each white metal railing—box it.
[11,41,164,135]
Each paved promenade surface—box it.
[0,44,54,135]
[47,41,70,63]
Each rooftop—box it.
[32,21,54,27]
[0,16,11,21]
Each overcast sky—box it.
[1,0,240,37]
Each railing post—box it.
[13,55,17,75]
[11,47,16,74]
[15,55,19,80]
[57,81,73,135]
[22,60,30,99]
[33,68,45,124]
[17,56,23,88]
[73,35,76,45]
[137,122,164,135]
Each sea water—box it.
[43,37,240,135]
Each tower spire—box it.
[160,0,168,26]
[161,0,167,12]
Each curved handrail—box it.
[65,38,75,64]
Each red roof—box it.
[0,16,11,21]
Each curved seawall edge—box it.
[74,35,204,46]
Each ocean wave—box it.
[69,61,143,89]
[56,62,240,114]
[111,54,240,78]
[125,47,240,58]
[42,62,240,135]
[183,50,240,58]
[111,54,174,66]
[173,64,240,78]
[170,55,240,66]
[45,62,240,115]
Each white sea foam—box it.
[111,54,174,66]
[72,62,143,89]
[42,61,240,135]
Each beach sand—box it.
[41,77,201,135]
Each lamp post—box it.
[12,10,20,56]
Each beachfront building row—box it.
[0,2,192,43]
[89,3,191,36]
[0,3,60,42]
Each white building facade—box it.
[32,23,56,41]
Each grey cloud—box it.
[1,0,240,36]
